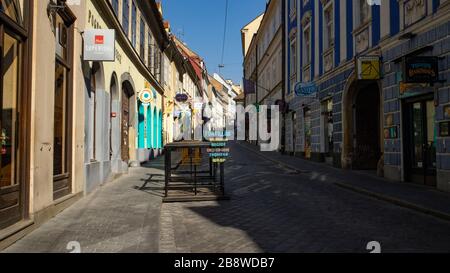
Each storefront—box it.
[381,19,450,192]
[137,86,163,159]
[0,0,32,230]
[396,56,441,187]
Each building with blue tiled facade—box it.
[285,0,450,192]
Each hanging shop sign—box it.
[138,89,153,106]
[404,56,439,83]
[175,93,189,103]
[357,56,381,80]
[83,29,115,62]
[294,82,318,97]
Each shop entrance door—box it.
[121,86,131,162]
[404,98,437,186]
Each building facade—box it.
[84,0,167,193]
[285,0,450,192]
[0,0,174,249]
[0,0,86,248]
[243,0,285,148]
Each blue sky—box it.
[161,0,267,85]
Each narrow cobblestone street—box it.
[4,142,450,253]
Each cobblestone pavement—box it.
[3,160,165,253]
[159,142,450,253]
[4,142,450,253]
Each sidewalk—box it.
[3,159,165,253]
[238,141,450,221]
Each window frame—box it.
[52,6,75,201]
[122,0,130,37]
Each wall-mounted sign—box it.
[295,82,317,97]
[404,56,439,83]
[444,105,450,120]
[439,122,450,137]
[139,89,153,105]
[384,126,398,139]
[84,29,115,62]
[357,56,381,80]
[175,93,189,103]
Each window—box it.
[148,32,154,70]
[323,2,334,50]
[122,0,129,36]
[290,39,297,76]
[53,10,74,200]
[290,0,297,16]
[357,0,370,27]
[54,62,68,174]
[0,32,20,190]
[323,99,334,156]
[131,1,137,47]
[112,0,119,15]
[140,18,145,59]
[154,47,161,82]
[303,25,311,65]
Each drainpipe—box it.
[255,42,259,146]
[281,0,287,154]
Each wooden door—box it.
[121,89,130,162]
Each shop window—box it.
[0,32,20,189]
[0,0,22,25]
[0,0,28,229]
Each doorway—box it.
[121,82,133,162]
[352,82,381,170]
[403,96,437,187]
[303,108,311,159]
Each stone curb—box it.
[335,182,450,223]
[237,142,450,223]
[237,142,309,174]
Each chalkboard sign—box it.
[404,56,439,83]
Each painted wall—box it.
[30,0,86,214]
